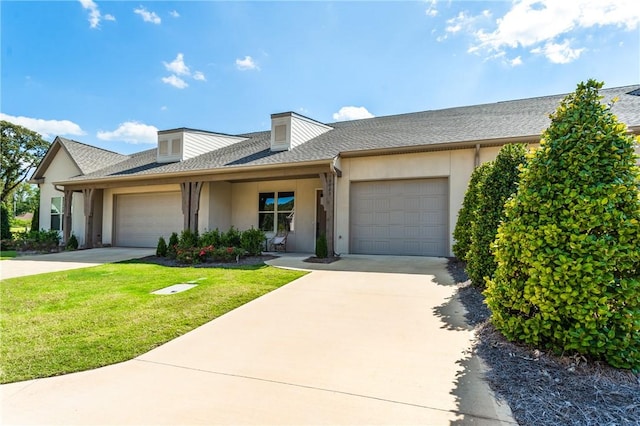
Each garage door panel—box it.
[115,192,182,248]
[350,178,448,256]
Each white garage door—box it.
[115,192,183,247]
[350,178,449,256]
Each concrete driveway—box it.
[0,247,155,279]
[1,255,514,425]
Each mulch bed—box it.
[447,258,640,426]
[303,256,341,264]
[136,255,278,268]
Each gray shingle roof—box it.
[61,84,640,183]
[57,137,128,175]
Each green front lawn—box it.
[0,250,17,260]
[0,261,306,383]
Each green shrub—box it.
[1,204,11,240]
[241,227,265,256]
[156,236,168,257]
[315,234,328,258]
[200,228,222,248]
[66,234,79,251]
[453,162,493,260]
[167,232,179,259]
[175,246,202,264]
[221,226,242,248]
[212,246,246,262]
[466,144,527,288]
[178,229,199,249]
[31,205,39,232]
[485,80,640,370]
[14,229,60,252]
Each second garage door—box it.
[115,192,183,247]
[350,178,449,256]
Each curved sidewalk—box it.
[0,248,154,279]
[1,255,515,425]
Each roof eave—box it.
[53,158,334,187]
[339,135,543,158]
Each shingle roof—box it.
[57,137,128,175]
[61,84,640,183]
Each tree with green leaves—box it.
[466,143,527,288]
[485,80,640,370]
[453,161,493,261]
[0,121,50,204]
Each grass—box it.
[0,250,17,260]
[0,261,306,384]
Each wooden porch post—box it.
[82,188,96,248]
[319,172,335,257]
[181,182,204,233]
[63,189,74,244]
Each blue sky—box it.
[2,0,639,154]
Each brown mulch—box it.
[447,258,640,426]
[135,255,278,268]
[303,256,341,264]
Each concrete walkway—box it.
[1,254,515,425]
[0,247,155,279]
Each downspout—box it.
[474,144,481,168]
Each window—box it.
[258,191,295,233]
[51,196,63,231]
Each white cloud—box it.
[78,0,115,29]
[162,75,188,89]
[332,106,375,121]
[425,0,438,17]
[235,56,259,71]
[163,53,190,76]
[169,10,180,18]
[531,40,585,64]
[161,54,206,88]
[509,56,523,66]
[0,113,85,139]
[465,0,640,64]
[134,6,161,24]
[97,121,158,144]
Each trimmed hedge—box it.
[484,80,640,370]
[466,143,527,288]
[453,162,493,261]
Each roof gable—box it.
[31,137,127,181]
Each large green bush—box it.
[453,162,493,260]
[485,80,640,370]
[466,144,527,288]
[241,227,266,256]
[1,204,11,240]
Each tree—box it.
[11,183,39,217]
[466,143,527,288]
[0,121,50,204]
[0,203,10,240]
[485,80,640,369]
[453,162,493,261]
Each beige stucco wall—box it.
[230,178,321,253]
[38,149,85,245]
[335,145,530,256]
[102,184,181,246]
[206,181,232,232]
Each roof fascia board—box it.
[30,137,83,182]
[54,159,334,187]
[339,135,543,158]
